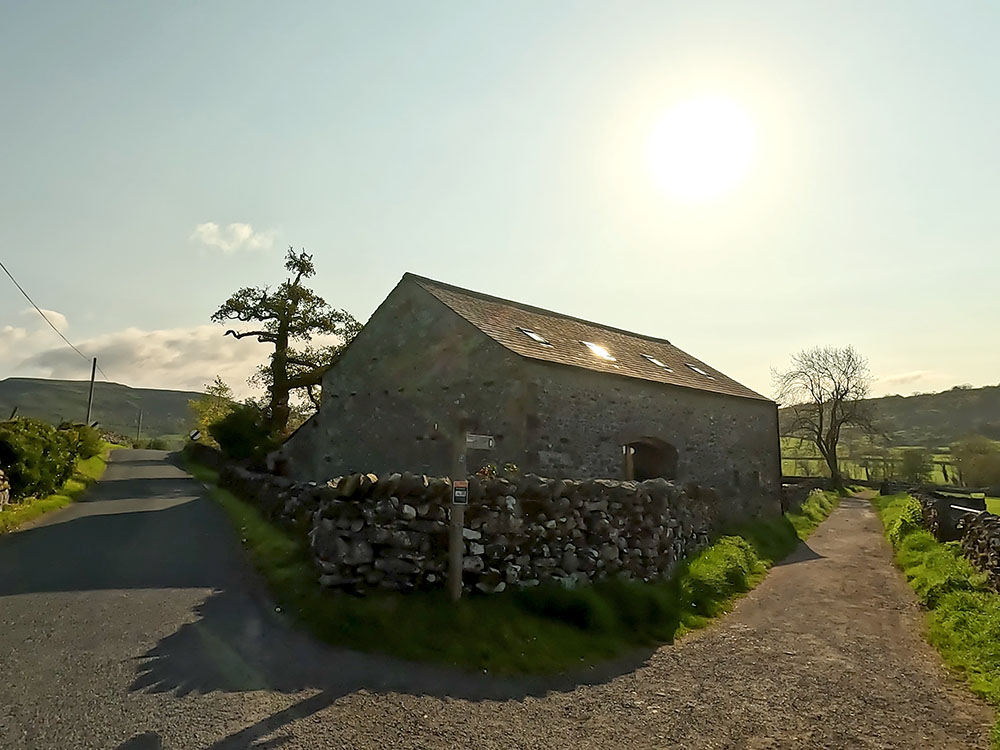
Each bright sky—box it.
[1,1,997,399]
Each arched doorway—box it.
[623,437,678,481]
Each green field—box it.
[781,437,957,484]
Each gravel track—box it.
[0,452,992,749]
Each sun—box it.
[645,95,758,203]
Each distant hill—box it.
[0,377,203,438]
[869,385,1000,447]
[781,384,1000,449]
[7,377,996,450]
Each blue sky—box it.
[1,1,997,398]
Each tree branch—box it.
[305,384,321,408]
[286,367,328,389]
[286,355,321,369]
[224,329,277,343]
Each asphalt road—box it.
[0,452,993,749]
[0,450,625,750]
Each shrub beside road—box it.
[0,419,114,533]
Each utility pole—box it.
[85,357,97,425]
[136,408,143,443]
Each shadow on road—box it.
[78,476,198,502]
[118,731,163,749]
[128,586,658,747]
[131,587,658,699]
[2,450,657,749]
[0,497,244,595]
[773,541,824,567]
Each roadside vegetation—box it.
[133,436,180,450]
[0,419,114,533]
[184,454,838,674]
[873,493,1000,746]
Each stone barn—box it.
[279,273,781,512]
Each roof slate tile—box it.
[406,273,771,402]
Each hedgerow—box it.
[0,419,100,500]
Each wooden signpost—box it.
[449,479,469,602]
[448,430,495,602]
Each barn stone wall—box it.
[220,465,720,595]
[279,279,781,520]
[280,281,530,480]
[521,362,782,517]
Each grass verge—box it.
[873,493,1000,747]
[185,454,839,675]
[0,443,114,533]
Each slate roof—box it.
[405,273,770,402]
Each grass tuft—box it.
[185,455,840,675]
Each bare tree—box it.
[773,346,875,487]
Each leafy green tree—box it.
[899,448,933,483]
[773,346,876,488]
[188,376,237,447]
[212,248,360,435]
[952,436,1000,487]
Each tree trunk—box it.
[268,328,291,435]
[825,451,843,489]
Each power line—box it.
[0,258,111,381]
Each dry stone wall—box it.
[219,466,721,595]
[912,491,1000,589]
[0,470,9,510]
[959,512,1000,588]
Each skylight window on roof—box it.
[582,341,615,361]
[641,354,673,371]
[516,327,552,347]
[685,363,714,378]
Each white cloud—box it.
[3,309,352,399]
[10,324,272,398]
[870,369,970,397]
[20,307,68,333]
[1,309,68,364]
[190,222,275,253]
[877,370,935,387]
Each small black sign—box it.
[452,480,469,505]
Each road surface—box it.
[0,451,992,748]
